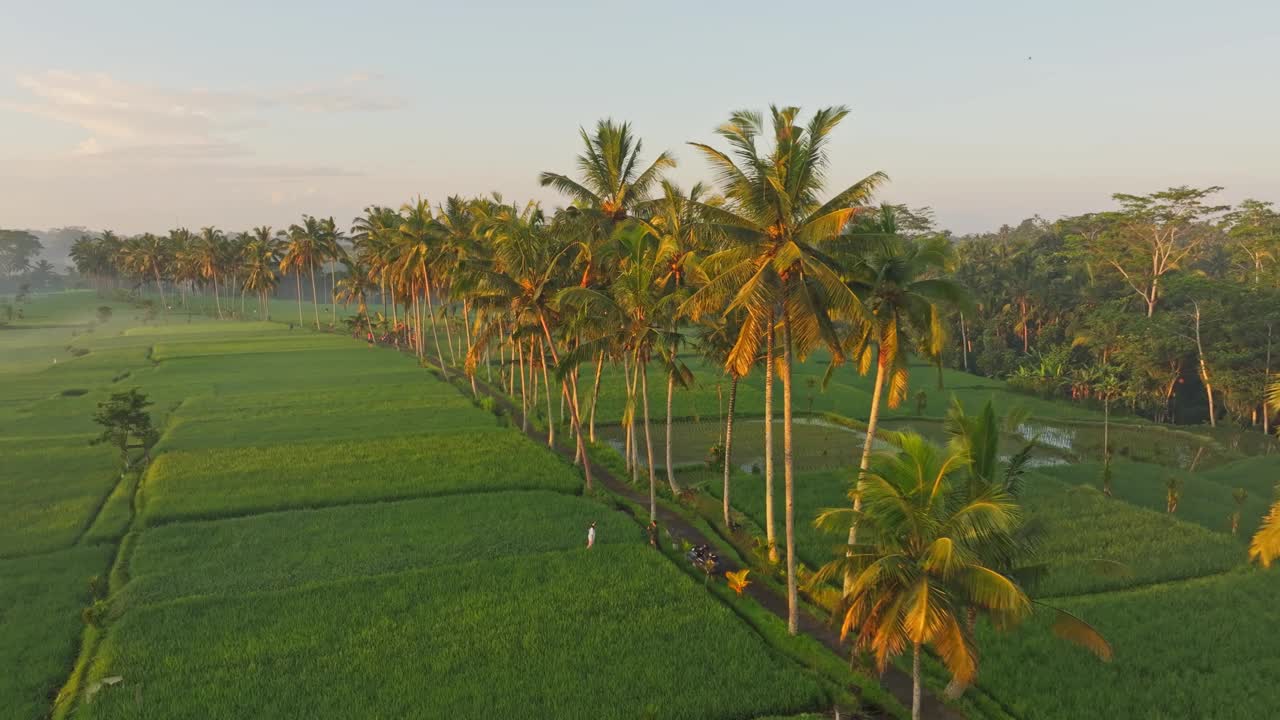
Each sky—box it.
[1,0,1277,236]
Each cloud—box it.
[2,69,402,165]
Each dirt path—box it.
[466,374,963,720]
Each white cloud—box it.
[2,69,402,164]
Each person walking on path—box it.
[647,520,659,548]
[586,521,596,549]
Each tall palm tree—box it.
[814,434,1031,720]
[319,217,347,328]
[640,180,713,498]
[836,210,969,585]
[683,106,884,633]
[241,227,282,320]
[558,223,681,518]
[281,216,325,329]
[193,227,227,318]
[122,233,170,308]
[397,198,449,375]
[697,313,746,527]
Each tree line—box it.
[58,106,1280,719]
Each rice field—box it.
[2,292,848,720]
[9,290,1280,719]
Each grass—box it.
[139,430,583,524]
[0,545,115,719]
[975,568,1280,720]
[0,443,120,557]
[78,546,828,720]
[117,491,641,609]
[1036,461,1274,538]
[690,463,1246,599]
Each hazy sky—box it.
[1,0,1277,235]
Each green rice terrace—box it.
[5,290,1280,720]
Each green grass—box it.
[0,443,120,557]
[0,545,115,720]
[117,491,640,609]
[975,568,1280,720]
[1037,461,1274,538]
[691,463,1245,599]
[79,546,828,720]
[139,430,583,525]
[1018,472,1243,597]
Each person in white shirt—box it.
[586,521,596,549]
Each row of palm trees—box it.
[69,220,346,328]
[71,106,1121,719]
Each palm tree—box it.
[639,180,712,498]
[941,399,1111,698]
[397,198,449,375]
[319,217,347,328]
[697,314,746,528]
[281,217,325,329]
[241,227,282,320]
[683,106,884,633]
[558,223,681,518]
[193,227,227,318]
[814,434,1031,720]
[122,233,170,308]
[839,207,970,525]
[1252,495,1280,567]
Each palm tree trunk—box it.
[539,339,555,448]
[960,312,969,372]
[912,644,923,720]
[665,362,682,496]
[463,300,477,397]
[212,273,223,319]
[723,375,739,527]
[330,264,337,328]
[765,318,778,564]
[529,337,539,414]
[153,267,167,310]
[848,348,888,593]
[517,334,529,432]
[295,271,304,326]
[534,312,592,489]
[1265,324,1272,436]
[420,262,449,379]
[442,301,458,366]
[641,355,657,521]
[588,351,604,443]
[781,308,798,635]
[308,259,320,329]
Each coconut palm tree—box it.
[840,207,970,486]
[193,227,228,318]
[241,227,282,320]
[281,217,325,329]
[940,399,1111,698]
[319,217,347,328]
[122,233,170,308]
[397,198,450,375]
[1252,496,1280,567]
[558,223,682,518]
[683,105,884,633]
[697,313,747,527]
[813,434,1031,720]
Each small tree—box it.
[96,305,113,323]
[91,389,158,470]
[1166,476,1182,514]
[1231,488,1249,535]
